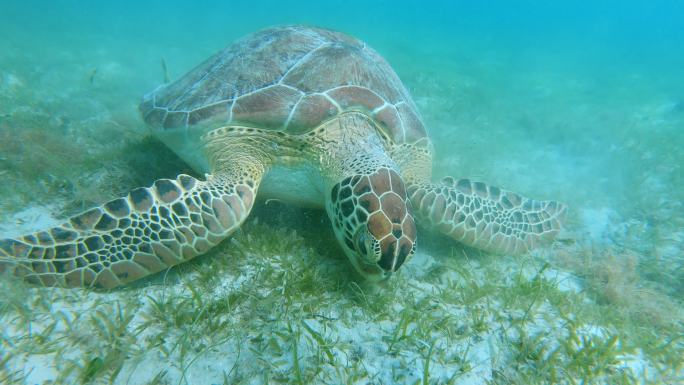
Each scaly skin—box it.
[0,114,420,287]
[393,141,566,255]
[319,113,416,280]
[0,127,270,288]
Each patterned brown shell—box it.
[139,25,427,144]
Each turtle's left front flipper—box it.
[0,173,260,289]
[408,177,565,254]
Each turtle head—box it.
[327,167,417,281]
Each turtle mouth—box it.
[348,227,391,281]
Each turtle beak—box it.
[354,219,415,274]
[373,218,416,273]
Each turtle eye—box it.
[354,228,377,261]
[355,230,368,256]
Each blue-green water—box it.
[1,1,683,384]
[2,0,682,209]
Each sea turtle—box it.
[0,25,565,289]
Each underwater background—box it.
[1,0,683,384]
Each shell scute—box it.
[232,85,302,129]
[288,93,339,133]
[327,86,385,113]
[140,25,427,145]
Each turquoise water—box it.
[1,1,683,384]
[2,0,682,208]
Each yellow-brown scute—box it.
[363,168,416,271]
[368,212,392,239]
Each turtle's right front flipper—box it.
[0,172,259,289]
[409,178,565,255]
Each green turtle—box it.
[0,25,565,289]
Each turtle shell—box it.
[140,25,427,144]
